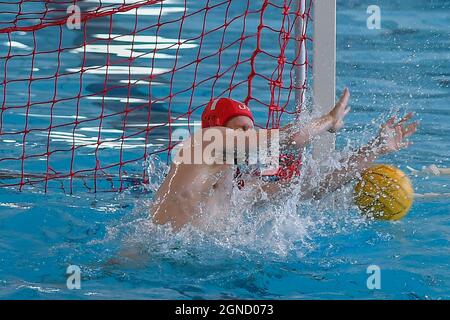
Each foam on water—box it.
[97,144,373,273]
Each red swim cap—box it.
[201,98,254,129]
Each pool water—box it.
[1,0,450,299]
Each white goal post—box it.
[296,0,337,160]
[312,0,337,159]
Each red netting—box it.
[0,0,312,193]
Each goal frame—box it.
[296,0,336,159]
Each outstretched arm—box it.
[299,113,418,200]
[281,88,351,150]
[251,89,352,199]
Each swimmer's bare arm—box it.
[177,88,350,165]
[299,113,418,200]
[280,88,351,150]
[249,89,352,199]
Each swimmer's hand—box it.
[327,88,351,133]
[280,88,350,149]
[372,113,418,155]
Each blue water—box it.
[1,0,450,299]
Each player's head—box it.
[201,98,254,131]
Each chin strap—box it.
[272,153,303,181]
[235,153,303,189]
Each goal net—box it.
[0,0,312,193]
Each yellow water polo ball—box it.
[354,164,414,220]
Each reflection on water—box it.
[0,0,204,186]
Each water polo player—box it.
[150,89,418,230]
